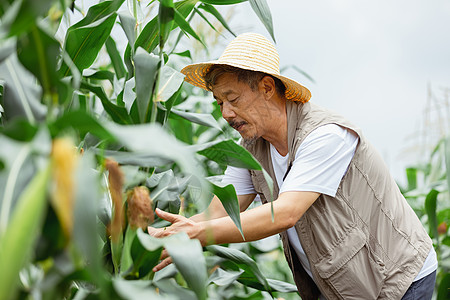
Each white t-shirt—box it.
[222,124,437,283]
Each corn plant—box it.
[0,0,298,299]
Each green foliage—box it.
[402,136,450,299]
[0,0,294,299]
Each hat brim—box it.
[181,62,311,103]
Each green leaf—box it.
[8,0,52,36]
[153,279,197,300]
[172,50,192,59]
[266,278,297,292]
[0,129,51,231]
[197,139,261,170]
[199,0,247,4]
[83,69,115,83]
[127,0,144,23]
[249,0,275,43]
[73,151,106,289]
[209,268,244,286]
[80,81,132,124]
[156,66,185,103]
[0,118,38,141]
[0,163,51,300]
[16,24,61,98]
[105,37,127,79]
[425,189,439,239]
[170,108,222,131]
[437,272,450,300]
[134,17,159,52]
[130,231,163,278]
[148,170,190,203]
[0,54,45,123]
[209,179,243,239]
[107,122,201,175]
[124,0,197,75]
[173,7,206,48]
[164,234,207,300]
[118,11,137,49]
[111,225,124,275]
[126,17,158,73]
[112,277,164,299]
[198,3,236,37]
[159,0,175,49]
[134,47,160,123]
[121,225,137,274]
[405,167,417,191]
[122,77,136,114]
[437,208,450,225]
[59,0,123,77]
[193,7,219,34]
[168,115,193,144]
[196,139,274,204]
[49,110,116,141]
[100,150,172,167]
[136,230,207,299]
[175,0,199,17]
[206,245,270,290]
[444,137,450,192]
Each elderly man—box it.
[148,33,437,299]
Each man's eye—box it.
[229,97,238,103]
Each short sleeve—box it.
[280,124,359,197]
[222,166,257,195]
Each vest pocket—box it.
[315,227,386,299]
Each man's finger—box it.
[155,208,180,223]
[147,226,165,238]
[160,249,169,260]
[153,257,173,272]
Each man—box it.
[148,33,437,299]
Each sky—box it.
[215,0,450,184]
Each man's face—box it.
[212,73,267,144]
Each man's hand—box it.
[147,208,206,272]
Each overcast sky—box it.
[217,0,450,184]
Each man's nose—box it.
[221,102,236,119]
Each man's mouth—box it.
[229,121,246,132]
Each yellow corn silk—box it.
[50,138,79,239]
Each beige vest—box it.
[244,101,432,300]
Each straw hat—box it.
[181,32,311,103]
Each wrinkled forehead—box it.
[211,74,245,99]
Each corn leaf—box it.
[105,37,127,79]
[198,3,236,36]
[59,0,124,77]
[0,164,50,300]
[209,179,243,239]
[425,189,439,240]
[199,0,247,4]
[249,0,275,43]
[17,24,61,98]
[133,48,160,123]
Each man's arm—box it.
[199,191,318,244]
[148,190,319,271]
[189,193,256,222]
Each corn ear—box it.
[50,138,78,239]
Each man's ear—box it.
[259,76,276,100]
